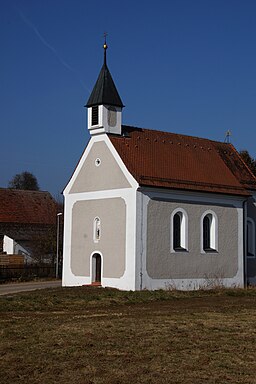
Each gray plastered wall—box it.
[70,198,126,278]
[146,199,239,279]
[70,141,131,193]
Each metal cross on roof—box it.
[103,32,108,64]
[103,32,108,47]
[224,130,232,143]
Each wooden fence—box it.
[0,254,24,266]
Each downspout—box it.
[140,191,143,291]
[243,199,247,288]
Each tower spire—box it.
[86,35,124,108]
[86,38,124,136]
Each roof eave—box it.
[138,182,251,198]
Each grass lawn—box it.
[1,287,256,384]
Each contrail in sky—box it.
[14,5,89,93]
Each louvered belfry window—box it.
[91,106,99,126]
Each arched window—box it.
[173,213,182,249]
[201,211,218,253]
[93,217,101,243]
[203,215,211,250]
[171,209,188,252]
[247,218,255,258]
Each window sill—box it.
[172,248,188,253]
[202,248,218,254]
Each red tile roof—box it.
[109,126,256,196]
[0,189,57,224]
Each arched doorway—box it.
[92,253,102,284]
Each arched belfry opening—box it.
[92,253,102,285]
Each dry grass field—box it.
[1,287,256,384]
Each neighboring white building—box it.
[3,235,32,263]
[62,43,256,290]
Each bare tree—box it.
[8,172,40,191]
[239,150,256,176]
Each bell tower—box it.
[86,38,124,135]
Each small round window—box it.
[95,158,101,167]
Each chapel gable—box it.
[69,140,132,194]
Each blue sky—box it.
[1,0,256,197]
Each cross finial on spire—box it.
[224,129,232,143]
[103,32,108,47]
[103,32,108,65]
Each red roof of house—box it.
[0,189,57,224]
[109,126,256,196]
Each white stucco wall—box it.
[63,133,139,290]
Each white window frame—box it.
[247,218,255,258]
[170,208,188,252]
[93,217,101,243]
[200,210,218,253]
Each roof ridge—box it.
[0,188,52,195]
[121,125,231,145]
